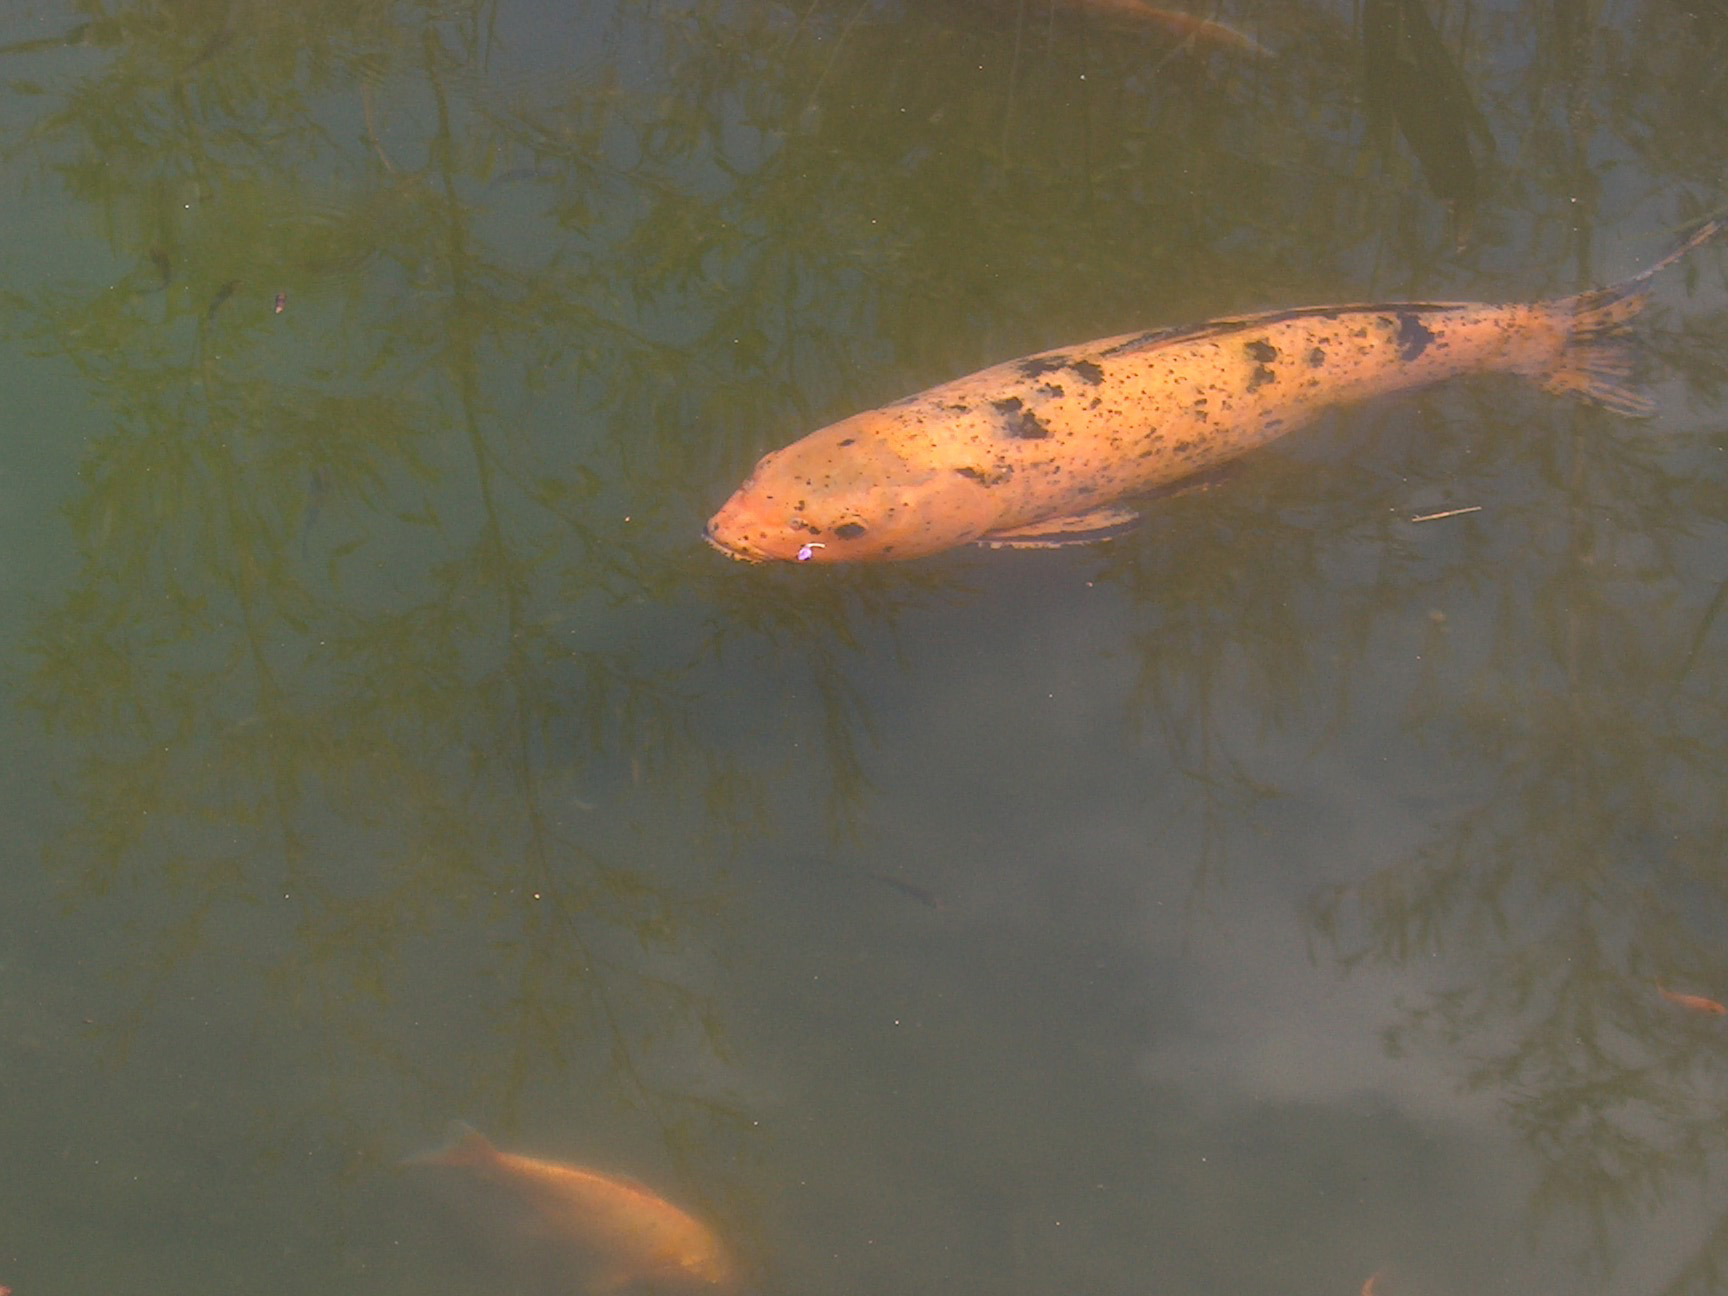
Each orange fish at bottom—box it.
[1657,984,1728,1015]
[407,1124,738,1293]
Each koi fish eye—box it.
[834,522,867,540]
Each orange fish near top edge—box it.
[706,221,1722,564]
[1657,984,1728,1015]
[407,1125,738,1292]
[1067,0,1270,56]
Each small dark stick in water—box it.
[858,869,945,911]
[1410,505,1482,523]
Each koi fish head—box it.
[706,411,996,563]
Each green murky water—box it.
[3,0,1728,1293]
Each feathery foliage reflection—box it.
[5,0,974,1205]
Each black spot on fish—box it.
[1307,347,1326,367]
[1246,365,1277,392]
[1017,355,1070,379]
[1040,383,1066,399]
[838,437,856,447]
[1007,410,1051,440]
[1069,359,1105,384]
[944,402,972,414]
[993,396,1050,440]
[835,522,867,540]
[1396,312,1436,361]
[1245,339,1278,363]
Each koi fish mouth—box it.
[706,523,844,563]
[703,523,768,563]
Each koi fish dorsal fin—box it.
[403,1122,500,1169]
[1617,217,1724,292]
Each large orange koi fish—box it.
[706,222,1720,564]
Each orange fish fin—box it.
[1540,341,1655,417]
[979,505,1141,549]
[1147,460,1244,499]
[402,1121,499,1169]
[1542,283,1657,416]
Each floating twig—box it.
[1410,505,1482,524]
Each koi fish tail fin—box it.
[1542,283,1656,416]
[1543,218,1724,418]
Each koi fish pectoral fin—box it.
[976,466,1242,550]
[1144,460,1244,499]
[587,1262,712,1295]
[586,1268,639,1294]
[977,505,1142,549]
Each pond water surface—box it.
[3,1,1728,1294]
